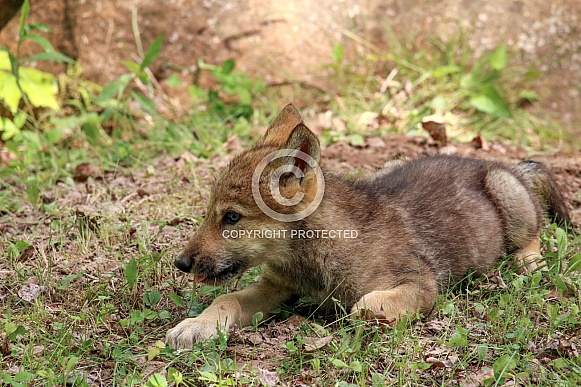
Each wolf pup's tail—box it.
[514,160,571,226]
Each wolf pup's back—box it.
[364,156,569,287]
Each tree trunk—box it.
[0,0,24,31]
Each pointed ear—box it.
[283,123,321,173]
[260,104,303,146]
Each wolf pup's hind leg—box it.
[351,268,438,323]
[485,168,543,271]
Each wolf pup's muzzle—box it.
[174,254,193,273]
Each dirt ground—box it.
[1,0,580,142]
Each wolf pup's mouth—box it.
[195,260,247,284]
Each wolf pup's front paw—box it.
[166,317,222,349]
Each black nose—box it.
[174,255,193,273]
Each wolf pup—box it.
[167,104,570,349]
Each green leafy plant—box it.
[191,58,264,120]
[330,27,561,148]
[0,0,74,142]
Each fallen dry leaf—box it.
[303,335,334,352]
[366,137,387,148]
[422,115,447,146]
[425,357,453,368]
[258,368,279,387]
[17,245,36,262]
[176,151,199,167]
[425,318,450,332]
[0,332,9,356]
[18,283,47,302]
[465,367,495,387]
[471,135,490,151]
[73,163,102,182]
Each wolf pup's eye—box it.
[223,211,241,225]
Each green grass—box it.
[1,154,580,386]
[1,18,580,386]
[320,27,570,149]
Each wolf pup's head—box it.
[174,104,323,284]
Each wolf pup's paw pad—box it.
[166,318,220,349]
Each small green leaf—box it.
[493,353,516,378]
[332,43,344,64]
[168,368,183,386]
[349,360,363,372]
[25,52,75,64]
[145,373,168,387]
[13,110,27,128]
[168,292,184,307]
[0,61,23,113]
[95,74,132,105]
[429,96,449,111]
[19,0,31,38]
[490,45,507,71]
[552,358,569,370]
[19,67,60,110]
[236,87,251,104]
[556,227,568,260]
[22,34,55,52]
[81,120,101,143]
[166,74,181,87]
[122,60,141,74]
[470,85,511,118]
[459,74,474,89]
[518,89,538,102]
[221,59,236,75]
[44,128,62,144]
[147,345,162,361]
[95,82,123,104]
[431,65,461,78]
[198,371,218,382]
[252,311,264,327]
[129,91,157,115]
[14,240,32,252]
[188,85,206,100]
[8,324,27,340]
[58,271,84,290]
[4,322,17,335]
[26,176,40,206]
[25,23,51,33]
[331,358,349,368]
[64,356,80,373]
[346,133,365,147]
[284,341,297,353]
[0,49,12,71]
[442,301,455,315]
[141,34,165,70]
[448,330,468,347]
[143,290,162,306]
[565,253,581,273]
[130,310,144,325]
[0,118,21,141]
[125,258,138,287]
[524,67,542,81]
[13,371,35,382]
[158,310,170,319]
